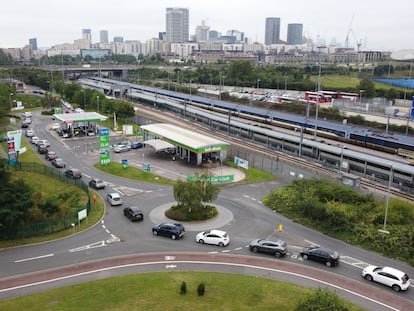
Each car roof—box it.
[207,229,227,235]
[129,206,142,211]
[109,192,120,197]
[381,267,407,277]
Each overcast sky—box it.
[1,0,412,51]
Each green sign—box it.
[98,127,110,165]
[54,107,61,114]
[187,175,234,183]
[136,128,143,136]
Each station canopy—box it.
[143,139,176,152]
[53,112,108,123]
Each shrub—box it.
[197,282,205,296]
[180,281,187,295]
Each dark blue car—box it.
[131,141,143,149]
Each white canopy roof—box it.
[143,139,176,152]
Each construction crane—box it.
[345,14,363,51]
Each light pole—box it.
[256,79,260,90]
[9,93,13,110]
[339,145,345,175]
[406,106,413,136]
[96,95,100,113]
[189,79,193,104]
[359,89,364,105]
[381,166,393,238]
[314,55,322,139]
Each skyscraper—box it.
[29,38,37,50]
[195,20,210,42]
[82,29,92,42]
[100,30,109,44]
[265,17,280,45]
[287,24,303,45]
[166,7,189,43]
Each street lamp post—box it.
[382,166,393,238]
[339,145,345,175]
[359,89,364,106]
[256,79,260,89]
[9,93,13,110]
[314,57,322,139]
[96,95,100,113]
[406,106,413,136]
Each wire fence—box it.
[0,162,91,240]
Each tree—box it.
[295,288,350,311]
[358,78,376,98]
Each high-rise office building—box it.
[100,30,109,44]
[29,38,37,50]
[82,29,92,42]
[166,7,189,43]
[195,20,210,42]
[287,23,303,45]
[265,17,280,45]
[113,36,124,44]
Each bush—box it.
[295,288,349,311]
[197,282,205,296]
[180,281,187,295]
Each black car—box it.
[300,246,340,267]
[37,143,48,154]
[89,178,106,190]
[45,150,58,161]
[64,168,82,179]
[123,206,144,222]
[249,238,288,258]
[152,222,185,240]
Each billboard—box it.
[98,127,110,165]
[7,130,23,166]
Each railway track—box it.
[137,105,414,202]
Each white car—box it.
[106,193,123,206]
[52,123,61,131]
[113,144,131,153]
[362,265,410,292]
[195,229,230,247]
[31,136,40,144]
[25,129,34,137]
[38,139,50,147]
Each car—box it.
[362,266,410,292]
[37,139,50,147]
[113,144,131,153]
[112,140,131,149]
[249,238,288,258]
[52,123,61,131]
[107,192,123,206]
[131,141,143,149]
[300,246,340,267]
[64,168,82,179]
[51,158,66,168]
[37,143,48,154]
[21,121,29,128]
[152,222,185,240]
[195,229,230,246]
[25,129,34,137]
[123,206,144,222]
[89,178,106,190]
[45,150,58,160]
[31,136,40,145]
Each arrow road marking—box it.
[69,241,106,253]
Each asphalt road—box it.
[1,110,414,310]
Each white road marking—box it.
[233,247,242,251]
[165,264,177,269]
[14,253,54,263]
[69,241,106,253]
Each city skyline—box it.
[1,0,413,51]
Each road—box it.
[1,110,413,310]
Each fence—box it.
[0,162,91,240]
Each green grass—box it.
[94,162,176,186]
[0,272,364,311]
[226,161,277,183]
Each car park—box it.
[89,178,106,190]
[123,206,144,222]
[195,229,230,246]
[249,238,288,258]
[152,222,185,240]
[64,168,82,179]
[300,246,340,267]
[45,150,58,160]
[37,143,48,154]
[51,158,66,168]
[107,193,123,206]
[113,144,131,153]
[131,141,143,149]
[362,266,410,292]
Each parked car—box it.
[25,129,34,137]
[21,121,29,128]
[64,168,82,179]
[107,192,123,206]
[123,206,144,222]
[300,246,340,267]
[249,238,288,258]
[362,266,410,292]
[152,222,185,240]
[37,143,48,154]
[195,229,230,246]
[131,141,143,149]
[52,123,61,131]
[89,178,106,190]
[51,158,66,168]
[45,150,58,160]
[31,136,39,145]
[113,144,131,153]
